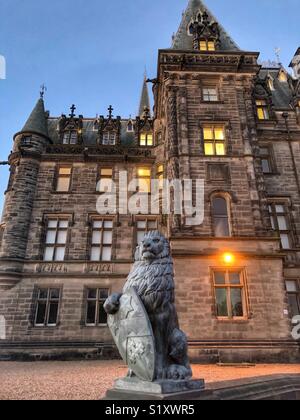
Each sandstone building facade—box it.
[0,0,300,362]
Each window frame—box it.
[268,202,293,250]
[34,287,62,328]
[102,131,117,146]
[211,269,249,321]
[135,217,159,246]
[211,194,232,238]
[285,279,300,317]
[96,166,114,193]
[199,39,216,52]
[62,130,78,145]
[202,87,219,102]
[89,217,114,262]
[139,132,153,147]
[43,217,70,262]
[55,165,72,193]
[85,288,110,327]
[260,145,275,174]
[256,99,270,121]
[137,167,152,193]
[202,125,226,156]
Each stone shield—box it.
[107,287,156,382]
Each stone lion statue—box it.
[104,231,192,381]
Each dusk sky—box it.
[0,0,299,213]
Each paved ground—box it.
[0,361,299,400]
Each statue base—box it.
[104,377,205,400]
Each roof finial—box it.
[69,104,76,118]
[275,47,282,65]
[107,105,114,118]
[40,84,47,99]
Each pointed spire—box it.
[138,73,151,118]
[19,97,49,138]
[172,0,239,51]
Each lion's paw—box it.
[167,365,191,381]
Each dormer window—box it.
[63,130,78,145]
[127,120,134,132]
[278,70,288,82]
[199,39,216,51]
[139,132,153,147]
[103,132,116,146]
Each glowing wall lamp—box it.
[223,252,235,265]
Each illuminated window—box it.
[56,166,72,192]
[199,40,216,51]
[90,219,113,262]
[278,71,288,82]
[286,280,300,317]
[43,219,69,262]
[260,147,274,174]
[97,168,113,193]
[35,288,61,327]
[137,168,151,193]
[157,164,164,190]
[85,288,109,326]
[212,196,230,237]
[213,270,247,319]
[63,130,78,145]
[203,126,226,156]
[103,132,116,145]
[140,132,153,147]
[268,203,292,249]
[136,218,158,244]
[256,100,270,120]
[203,87,218,102]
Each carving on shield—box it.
[107,287,156,382]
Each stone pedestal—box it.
[104,377,205,400]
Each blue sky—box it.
[0,0,299,214]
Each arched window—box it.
[212,196,231,237]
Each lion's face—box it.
[135,231,170,262]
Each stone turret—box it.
[0,97,51,290]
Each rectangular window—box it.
[157,165,164,190]
[90,219,113,262]
[85,288,109,326]
[44,218,69,262]
[203,87,218,102]
[103,132,116,146]
[137,168,151,193]
[256,100,270,120]
[268,203,292,249]
[260,147,274,174]
[286,280,300,317]
[35,288,61,327]
[203,126,226,156]
[140,133,153,147]
[96,167,113,193]
[213,270,247,319]
[136,218,158,245]
[199,40,216,51]
[56,166,72,192]
[63,131,78,145]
